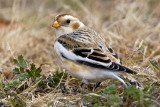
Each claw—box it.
[126,81,144,89]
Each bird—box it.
[52,14,143,89]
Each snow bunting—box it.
[52,14,143,89]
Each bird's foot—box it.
[126,81,144,89]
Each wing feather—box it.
[72,48,137,74]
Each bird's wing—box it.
[72,48,137,74]
[71,27,122,64]
[56,28,137,74]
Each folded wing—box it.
[72,48,137,74]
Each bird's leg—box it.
[94,82,101,89]
[91,82,102,92]
[80,82,85,87]
[73,81,85,93]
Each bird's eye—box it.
[66,20,70,24]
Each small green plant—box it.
[105,95,123,106]
[13,55,42,80]
[81,80,160,107]
[38,69,68,91]
[123,86,145,106]
[10,95,26,107]
[4,55,42,92]
[0,55,43,106]
[103,84,117,94]
[83,84,123,107]
[92,102,101,107]
[1,55,70,106]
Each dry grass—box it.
[0,0,160,106]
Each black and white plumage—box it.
[52,14,143,89]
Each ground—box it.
[0,0,160,106]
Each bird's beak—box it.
[52,21,60,28]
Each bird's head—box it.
[52,14,85,37]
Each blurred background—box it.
[0,0,160,106]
